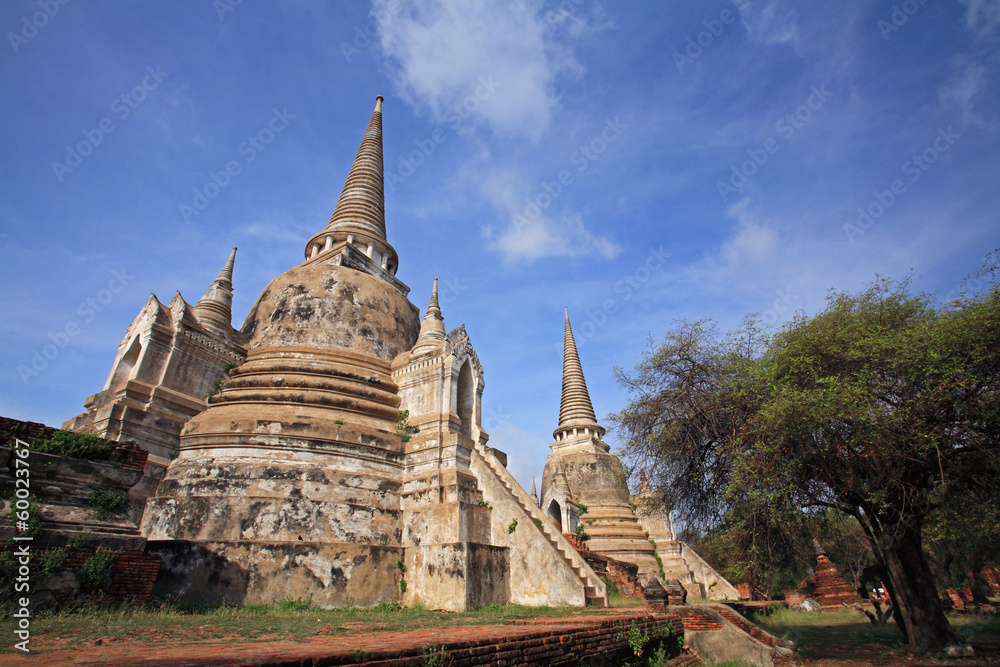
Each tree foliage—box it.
[611,267,1000,653]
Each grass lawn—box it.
[751,607,1000,665]
[0,597,645,654]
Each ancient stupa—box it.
[540,310,662,581]
[125,97,607,610]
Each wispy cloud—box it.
[373,0,587,141]
[940,62,991,128]
[959,0,1000,38]
[478,170,620,264]
[734,0,801,51]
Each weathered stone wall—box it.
[147,540,403,608]
[471,446,604,607]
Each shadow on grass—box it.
[750,607,1000,661]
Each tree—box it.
[611,270,999,653]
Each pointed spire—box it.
[639,470,651,495]
[554,308,605,440]
[194,247,237,335]
[304,96,399,275]
[327,95,386,240]
[412,278,447,355]
[531,477,538,506]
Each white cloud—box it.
[959,0,1000,37]
[733,0,801,51]
[720,198,779,268]
[940,62,991,128]
[478,171,620,263]
[373,0,587,141]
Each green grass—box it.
[0,598,615,653]
[750,607,1000,660]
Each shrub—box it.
[88,488,129,517]
[33,431,116,461]
[77,548,115,587]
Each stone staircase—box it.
[654,539,741,600]
[473,444,607,607]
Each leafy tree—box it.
[923,464,1000,599]
[611,267,999,653]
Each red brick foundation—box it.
[4,546,161,606]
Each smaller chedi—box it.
[540,310,738,599]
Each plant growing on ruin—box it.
[627,624,650,657]
[6,495,43,539]
[533,518,543,527]
[33,430,116,461]
[37,547,67,580]
[576,502,589,515]
[395,410,419,443]
[66,532,90,548]
[421,645,448,667]
[88,488,129,518]
[77,547,115,588]
[475,497,492,510]
[507,519,517,534]
[574,524,590,541]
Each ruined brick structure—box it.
[787,540,860,609]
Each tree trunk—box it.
[879,521,962,653]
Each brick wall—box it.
[5,546,161,606]
[263,613,689,667]
[0,415,147,470]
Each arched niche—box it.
[109,337,142,393]
[457,359,474,437]
[547,499,563,532]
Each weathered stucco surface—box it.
[68,99,612,612]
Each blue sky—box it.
[2,0,998,492]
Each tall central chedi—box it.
[142,98,607,610]
[144,97,426,606]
